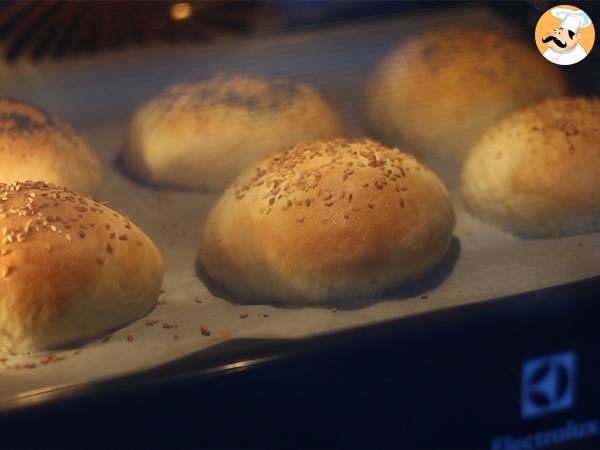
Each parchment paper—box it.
[1,6,599,401]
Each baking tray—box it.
[1,5,600,408]
[3,275,600,448]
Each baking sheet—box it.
[1,5,600,401]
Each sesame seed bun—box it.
[199,139,454,304]
[124,74,343,191]
[0,181,164,354]
[365,28,568,170]
[0,98,101,196]
[461,97,600,237]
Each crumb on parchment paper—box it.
[1,353,69,370]
[39,354,66,365]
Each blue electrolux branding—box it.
[490,351,600,450]
[491,419,599,450]
[521,351,576,418]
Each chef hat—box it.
[551,7,592,33]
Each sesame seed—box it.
[118,234,128,241]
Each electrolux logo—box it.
[489,350,599,450]
[491,419,599,450]
[521,351,576,419]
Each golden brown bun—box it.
[0,181,164,354]
[366,28,568,164]
[124,75,343,191]
[462,97,600,237]
[199,139,454,304]
[0,99,101,196]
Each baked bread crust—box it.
[0,99,101,196]
[461,97,600,237]
[125,75,343,191]
[200,138,454,304]
[366,28,568,161]
[0,181,164,354]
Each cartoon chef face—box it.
[542,27,581,53]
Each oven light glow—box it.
[171,2,192,21]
